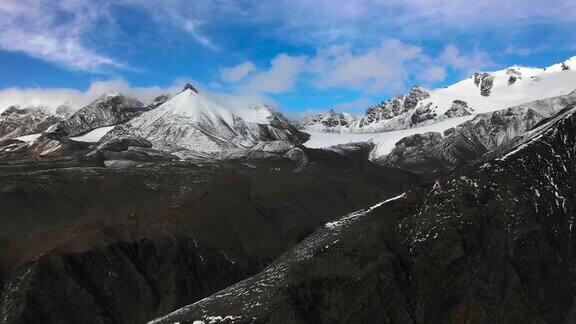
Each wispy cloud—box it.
[0,78,274,117]
[0,79,176,111]
[0,0,220,72]
[1,0,574,74]
[310,40,424,93]
[0,0,123,72]
[245,0,576,46]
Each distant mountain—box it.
[299,109,357,133]
[301,56,576,134]
[301,56,576,161]
[106,85,308,156]
[46,93,148,139]
[0,105,70,141]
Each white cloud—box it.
[0,79,177,112]
[244,54,307,93]
[440,45,494,73]
[220,61,257,83]
[219,39,491,96]
[0,78,274,117]
[310,39,424,93]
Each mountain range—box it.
[0,57,575,323]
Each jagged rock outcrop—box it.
[46,93,146,139]
[358,86,430,128]
[474,72,494,96]
[410,104,437,125]
[443,100,474,118]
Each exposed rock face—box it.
[153,106,576,324]
[474,72,494,96]
[379,90,576,172]
[410,104,437,125]
[0,106,66,140]
[562,62,570,70]
[46,94,146,139]
[182,83,199,93]
[443,100,474,118]
[257,105,310,144]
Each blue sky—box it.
[1,0,575,116]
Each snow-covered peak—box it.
[303,56,576,135]
[181,83,199,94]
[123,89,308,154]
[138,88,236,128]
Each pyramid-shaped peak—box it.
[182,83,199,93]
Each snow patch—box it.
[69,125,115,143]
[15,133,41,142]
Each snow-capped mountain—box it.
[302,56,576,160]
[380,89,576,172]
[0,105,70,141]
[46,93,148,139]
[302,56,576,134]
[299,109,357,132]
[108,85,308,154]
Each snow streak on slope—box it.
[150,193,408,324]
[15,133,42,142]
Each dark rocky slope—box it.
[0,144,420,323]
[154,106,576,323]
[46,94,148,139]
